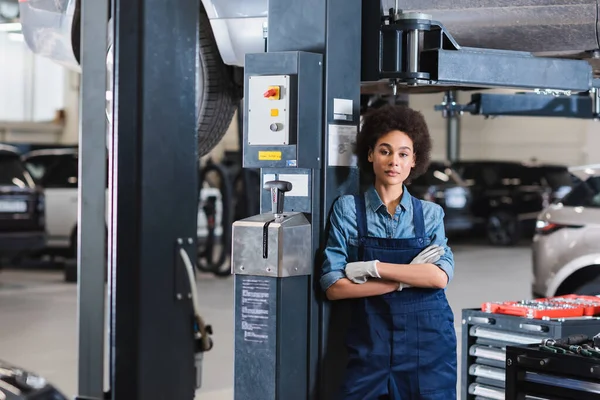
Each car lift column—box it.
[445,91,461,162]
[232,0,362,399]
[107,0,199,398]
[77,0,108,398]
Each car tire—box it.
[104,8,240,158]
[573,278,600,296]
[196,8,242,157]
[486,210,520,246]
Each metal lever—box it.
[264,180,292,217]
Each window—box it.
[561,177,600,208]
[0,155,35,188]
[41,156,79,188]
[24,155,61,183]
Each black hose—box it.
[197,161,233,276]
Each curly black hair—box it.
[356,104,432,184]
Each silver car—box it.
[532,164,600,297]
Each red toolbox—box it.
[481,295,600,319]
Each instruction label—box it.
[240,278,271,343]
[258,151,282,161]
[328,124,358,167]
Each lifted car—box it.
[17,0,600,157]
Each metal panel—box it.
[428,48,593,91]
[232,213,312,277]
[234,275,310,400]
[296,54,324,169]
[109,0,198,398]
[247,75,292,146]
[234,275,278,399]
[471,92,595,119]
[243,52,323,170]
[77,0,108,397]
[267,0,326,53]
[260,169,312,213]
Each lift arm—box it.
[435,90,600,120]
[361,6,597,93]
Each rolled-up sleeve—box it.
[429,206,455,284]
[320,199,348,292]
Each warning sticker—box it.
[240,279,271,343]
[258,151,282,161]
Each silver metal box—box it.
[232,212,311,277]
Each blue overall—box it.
[339,194,457,400]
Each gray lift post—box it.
[102,0,203,398]
[77,0,108,398]
[231,0,362,399]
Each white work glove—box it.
[411,244,445,265]
[344,260,380,284]
[397,245,445,291]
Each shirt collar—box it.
[365,185,412,213]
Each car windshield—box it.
[561,176,600,208]
[412,165,463,186]
[0,155,35,188]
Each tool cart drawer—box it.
[506,344,600,400]
[461,309,600,400]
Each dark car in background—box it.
[452,160,576,246]
[407,161,474,234]
[0,145,46,265]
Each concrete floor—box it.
[0,240,533,399]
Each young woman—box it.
[320,105,457,400]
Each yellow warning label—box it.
[258,151,282,161]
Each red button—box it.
[264,88,278,98]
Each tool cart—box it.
[506,338,600,400]
[462,296,600,400]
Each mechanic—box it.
[320,104,457,399]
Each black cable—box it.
[197,161,233,276]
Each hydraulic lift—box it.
[79,0,600,399]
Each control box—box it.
[243,51,323,169]
[247,74,292,146]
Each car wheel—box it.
[196,8,242,157]
[573,278,600,295]
[105,8,241,158]
[486,211,520,246]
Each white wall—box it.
[410,90,600,167]
[0,32,66,122]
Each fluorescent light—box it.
[7,32,24,42]
[0,22,22,32]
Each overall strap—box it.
[354,194,368,261]
[354,194,368,239]
[411,196,426,238]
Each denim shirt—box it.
[320,185,455,292]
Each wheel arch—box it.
[547,254,600,296]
